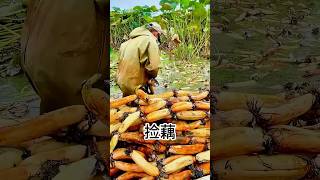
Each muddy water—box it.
[2,53,209,116]
[4,0,318,114]
[213,0,320,94]
[110,52,210,98]
[0,74,39,120]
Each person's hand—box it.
[148,78,159,87]
[146,78,158,95]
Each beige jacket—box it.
[117,26,160,96]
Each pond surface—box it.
[110,52,210,98]
[3,0,320,116]
[0,51,209,119]
[0,74,39,120]
[213,0,320,94]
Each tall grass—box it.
[110,0,209,61]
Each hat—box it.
[146,22,166,35]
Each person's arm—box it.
[145,39,160,78]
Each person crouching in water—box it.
[116,22,164,97]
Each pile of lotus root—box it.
[110,88,211,180]
[213,88,320,180]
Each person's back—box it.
[21,0,107,113]
[117,26,160,96]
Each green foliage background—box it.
[110,0,210,61]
